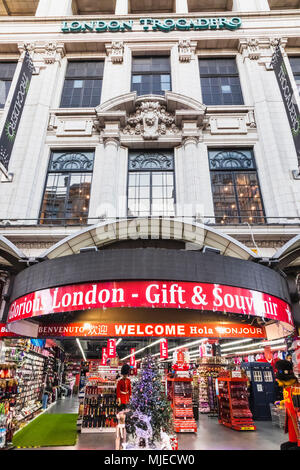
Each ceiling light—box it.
[76,338,86,361]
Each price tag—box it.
[232,371,242,378]
[241,426,254,430]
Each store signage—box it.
[8,280,293,326]
[0,322,17,337]
[160,338,168,359]
[0,51,35,175]
[101,347,108,366]
[130,348,136,367]
[61,17,242,33]
[37,322,266,339]
[107,338,116,358]
[271,45,300,169]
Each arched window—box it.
[209,149,265,224]
[128,151,175,217]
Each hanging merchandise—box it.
[198,357,227,415]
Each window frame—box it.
[208,148,266,225]
[199,56,244,106]
[39,149,95,225]
[289,56,300,95]
[131,55,172,96]
[127,150,176,218]
[60,60,104,109]
[0,61,17,109]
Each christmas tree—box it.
[126,355,173,445]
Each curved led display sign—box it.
[7,280,293,327]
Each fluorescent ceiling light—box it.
[121,338,165,360]
[76,338,86,361]
[116,338,122,346]
[222,345,285,356]
[220,339,253,348]
[221,338,285,353]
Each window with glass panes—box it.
[60,61,104,108]
[131,56,171,96]
[209,149,265,224]
[40,151,94,225]
[199,58,244,105]
[0,62,17,108]
[290,57,300,95]
[128,151,175,217]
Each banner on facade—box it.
[107,338,116,358]
[271,44,300,169]
[8,280,294,327]
[36,322,266,339]
[0,51,35,176]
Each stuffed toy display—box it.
[116,364,132,409]
[275,359,300,450]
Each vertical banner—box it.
[107,338,116,358]
[271,44,300,169]
[130,348,136,367]
[101,347,108,366]
[0,51,35,175]
[160,338,168,360]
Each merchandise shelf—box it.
[167,377,197,433]
[217,377,256,432]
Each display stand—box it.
[167,378,197,433]
[81,379,118,433]
[217,376,256,431]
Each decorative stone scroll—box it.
[178,40,196,63]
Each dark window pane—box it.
[61,62,103,108]
[209,149,264,224]
[199,58,243,106]
[40,151,95,225]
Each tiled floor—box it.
[26,395,285,451]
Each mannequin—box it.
[116,364,132,409]
[275,359,300,450]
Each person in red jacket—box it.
[275,359,300,450]
[116,364,132,410]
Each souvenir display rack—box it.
[198,358,227,416]
[217,375,256,431]
[81,378,118,433]
[167,377,197,433]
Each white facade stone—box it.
[0,0,299,260]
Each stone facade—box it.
[0,0,300,262]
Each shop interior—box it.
[1,330,299,451]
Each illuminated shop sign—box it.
[61,17,242,33]
[36,322,266,339]
[7,280,293,326]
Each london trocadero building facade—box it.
[0,0,300,348]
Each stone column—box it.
[239,38,300,220]
[175,0,189,14]
[115,0,129,15]
[101,43,132,104]
[171,42,202,102]
[36,0,73,16]
[232,0,270,11]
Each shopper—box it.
[42,381,52,410]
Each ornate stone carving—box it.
[239,37,288,69]
[178,40,196,63]
[107,41,124,63]
[18,41,65,65]
[123,101,179,140]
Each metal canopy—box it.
[41,218,258,261]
